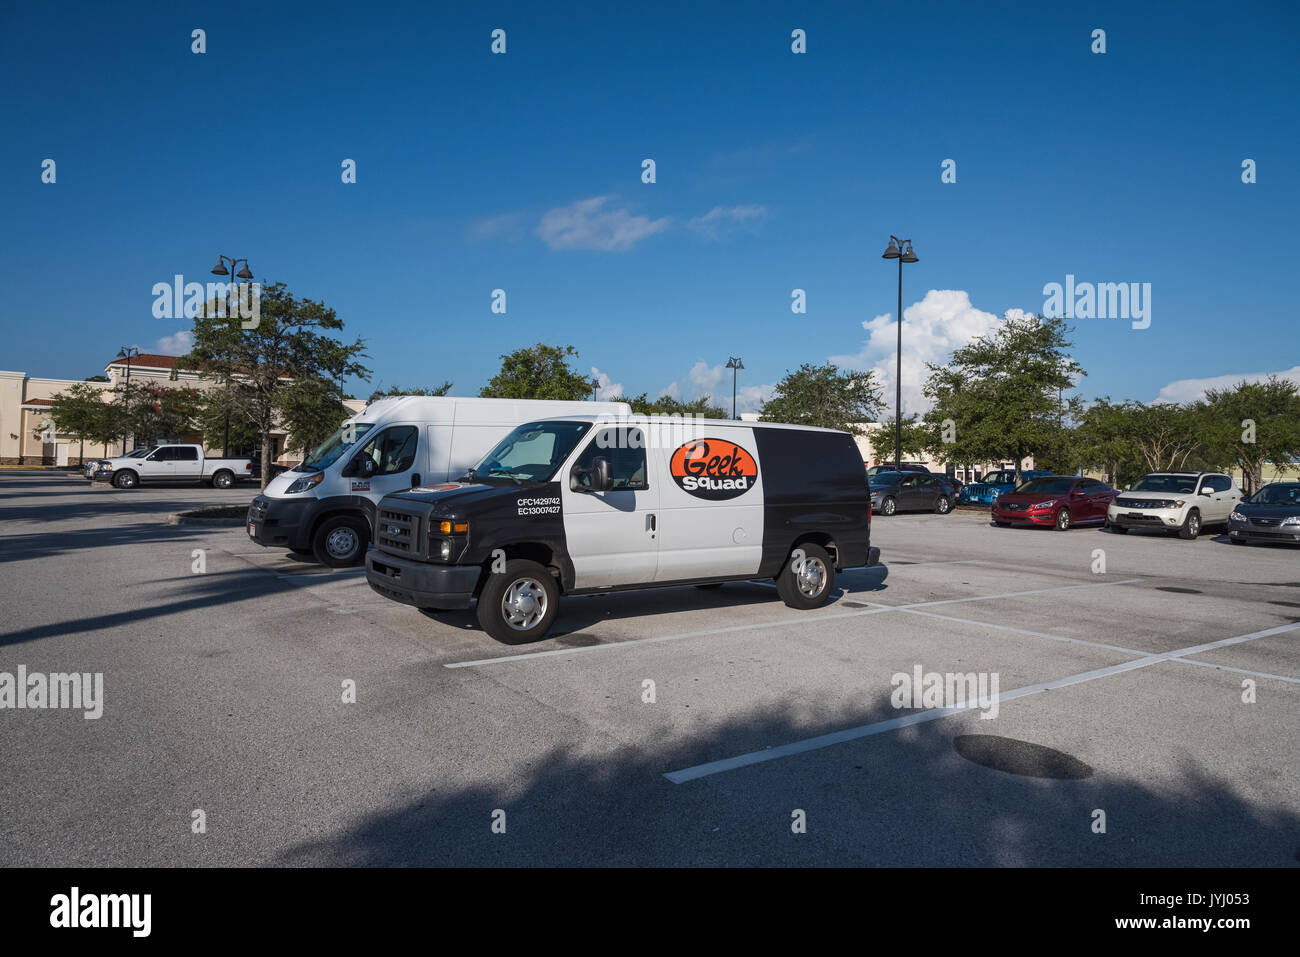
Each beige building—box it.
[1,353,363,466]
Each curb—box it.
[166,510,250,527]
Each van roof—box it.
[524,414,851,435]
[351,395,632,423]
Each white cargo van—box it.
[246,396,630,566]
[364,414,879,642]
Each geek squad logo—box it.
[669,438,757,500]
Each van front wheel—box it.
[312,515,369,567]
[775,543,835,610]
[477,559,560,644]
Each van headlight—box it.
[429,520,468,562]
[284,472,324,494]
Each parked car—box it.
[1227,481,1300,546]
[992,475,1119,530]
[958,469,1054,505]
[365,416,879,642]
[1106,471,1241,540]
[870,469,954,515]
[248,395,631,567]
[91,444,257,489]
[866,462,928,478]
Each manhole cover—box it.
[954,735,1094,779]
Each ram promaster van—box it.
[364,414,879,642]
[246,396,630,566]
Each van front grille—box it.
[377,508,421,556]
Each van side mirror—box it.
[1200,488,1213,496]
[570,457,612,492]
[345,456,377,478]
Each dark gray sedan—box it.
[869,470,954,516]
[1227,481,1300,545]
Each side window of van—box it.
[576,428,648,490]
[357,426,418,475]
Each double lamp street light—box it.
[881,235,918,472]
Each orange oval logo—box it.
[669,438,757,500]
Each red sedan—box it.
[991,476,1119,530]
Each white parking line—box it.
[1168,657,1300,685]
[663,620,1300,783]
[444,577,1144,668]
[895,607,1149,656]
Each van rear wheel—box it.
[775,543,835,610]
[476,559,559,644]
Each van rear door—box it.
[560,424,660,589]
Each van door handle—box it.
[411,474,421,487]
[647,513,656,535]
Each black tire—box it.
[211,470,234,489]
[1177,509,1201,540]
[476,559,559,644]
[774,543,835,610]
[1054,507,1071,531]
[935,495,952,515]
[879,496,897,516]
[312,514,369,567]
[112,470,138,489]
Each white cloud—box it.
[1153,365,1300,404]
[829,289,1017,417]
[687,204,767,240]
[658,360,773,416]
[590,367,624,400]
[537,196,670,252]
[154,330,193,355]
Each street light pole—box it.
[725,357,743,419]
[881,236,918,471]
[210,256,254,457]
[116,346,138,453]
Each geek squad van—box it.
[246,396,631,566]
[364,414,880,642]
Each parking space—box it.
[1,471,1296,866]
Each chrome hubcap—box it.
[1058,511,1069,529]
[326,527,358,558]
[938,497,950,512]
[502,577,547,631]
[793,555,827,598]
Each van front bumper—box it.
[247,495,313,549]
[366,550,482,609]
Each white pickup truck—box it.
[91,444,257,489]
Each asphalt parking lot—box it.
[1,469,1297,866]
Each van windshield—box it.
[470,421,592,483]
[297,422,375,471]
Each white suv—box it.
[1106,471,1240,540]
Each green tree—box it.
[1201,377,1300,494]
[868,414,933,463]
[280,378,352,458]
[759,362,882,434]
[184,281,370,488]
[367,381,453,403]
[923,314,1083,482]
[119,382,205,444]
[480,343,590,401]
[625,392,727,418]
[198,386,262,455]
[47,382,116,464]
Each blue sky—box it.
[2,0,1297,413]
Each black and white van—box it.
[365,415,879,642]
